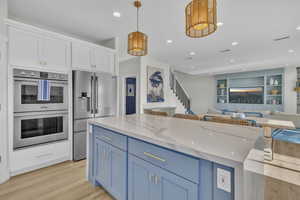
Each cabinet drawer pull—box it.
[102,136,112,141]
[143,152,166,162]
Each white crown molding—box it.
[119,55,136,62]
[5,19,116,53]
[182,57,300,75]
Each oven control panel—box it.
[13,69,68,81]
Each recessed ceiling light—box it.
[288,49,295,53]
[166,40,173,44]
[217,22,224,27]
[189,52,196,56]
[232,41,239,46]
[296,26,300,31]
[113,11,121,18]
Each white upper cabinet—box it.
[72,42,93,70]
[40,36,70,70]
[9,26,70,71]
[93,47,115,74]
[72,41,115,74]
[9,27,40,68]
[8,22,116,74]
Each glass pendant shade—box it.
[186,0,217,38]
[128,31,148,56]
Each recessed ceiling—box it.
[8,0,300,75]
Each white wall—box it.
[140,56,176,113]
[174,71,215,114]
[174,66,298,114]
[0,0,9,184]
[119,57,141,115]
[284,66,298,114]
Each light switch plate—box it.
[217,168,231,193]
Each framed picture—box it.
[147,66,165,103]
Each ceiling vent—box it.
[273,35,290,42]
[220,49,231,53]
[185,56,193,60]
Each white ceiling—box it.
[8,0,300,75]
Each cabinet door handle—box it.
[103,149,107,160]
[149,174,154,183]
[154,176,160,184]
[143,152,166,162]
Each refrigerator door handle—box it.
[95,76,99,113]
[86,97,91,112]
[90,76,94,114]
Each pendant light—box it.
[185,0,217,38]
[128,0,148,56]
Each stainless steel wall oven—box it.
[13,69,69,149]
[14,69,68,113]
[14,111,68,149]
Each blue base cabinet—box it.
[90,125,235,200]
[94,138,110,187]
[128,155,198,200]
[92,128,127,200]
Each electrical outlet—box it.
[217,168,231,193]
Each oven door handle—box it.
[14,78,68,84]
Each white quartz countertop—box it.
[88,114,262,165]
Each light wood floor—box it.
[0,161,114,200]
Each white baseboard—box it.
[0,167,10,184]
[10,156,70,177]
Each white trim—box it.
[0,36,9,184]
[10,156,70,176]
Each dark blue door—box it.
[126,78,136,115]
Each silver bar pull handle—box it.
[143,152,166,162]
[86,97,91,112]
[90,76,94,114]
[95,76,99,114]
[149,174,154,183]
[102,136,112,142]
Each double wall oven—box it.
[13,69,69,150]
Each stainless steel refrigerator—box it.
[73,70,117,161]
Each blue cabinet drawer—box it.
[128,138,199,184]
[93,126,127,151]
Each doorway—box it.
[125,77,136,115]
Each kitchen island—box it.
[87,114,264,200]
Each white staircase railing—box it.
[170,70,192,113]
